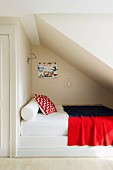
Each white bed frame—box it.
[16,135,113,157]
[16,104,113,157]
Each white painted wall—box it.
[32,45,113,109]
[0,0,113,16]
[0,17,32,109]
[37,14,113,69]
[18,22,32,109]
[0,17,18,25]
[19,15,40,45]
[16,22,32,142]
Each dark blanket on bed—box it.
[63,105,113,117]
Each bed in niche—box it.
[17,95,113,157]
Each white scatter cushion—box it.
[55,105,66,113]
[21,99,39,120]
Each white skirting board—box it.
[17,147,113,157]
[17,136,113,157]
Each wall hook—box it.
[27,53,37,64]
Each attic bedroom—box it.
[19,14,113,108]
[1,13,113,157]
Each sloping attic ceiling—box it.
[37,14,113,69]
[35,15,113,93]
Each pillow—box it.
[34,94,57,115]
[21,99,39,120]
[55,105,66,113]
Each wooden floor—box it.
[0,158,113,170]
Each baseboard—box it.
[16,146,113,157]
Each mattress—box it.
[20,112,69,136]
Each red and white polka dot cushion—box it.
[34,94,57,115]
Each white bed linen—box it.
[20,112,68,136]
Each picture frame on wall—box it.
[38,62,58,78]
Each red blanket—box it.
[68,116,113,146]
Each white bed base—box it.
[16,136,113,157]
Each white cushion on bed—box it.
[21,99,39,121]
[55,105,66,113]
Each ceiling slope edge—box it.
[35,15,113,93]
[36,14,113,69]
[20,14,40,45]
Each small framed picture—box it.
[38,62,58,78]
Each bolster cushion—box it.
[21,99,39,120]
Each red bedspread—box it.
[68,116,113,146]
